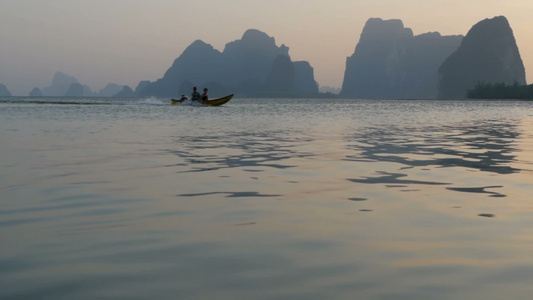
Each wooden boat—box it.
[171,94,234,106]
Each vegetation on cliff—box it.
[467,82,533,99]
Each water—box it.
[1,97,532,299]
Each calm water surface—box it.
[1,97,533,299]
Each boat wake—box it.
[0,97,171,106]
[134,98,167,106]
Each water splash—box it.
[179,100,206,107]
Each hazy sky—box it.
[1,0,532,95]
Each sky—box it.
[1,0,533,95]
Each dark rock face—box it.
[341,18,412,98]
[135,80,151,95]
[139,40,222,97]
[42,72,79,96]
[82,85,94,97]
[29,87,43,97]
[65,83,84,97]
[222,29,289,90]
[0,84,12,96]
[341,18,462,99]
[266,55,295,93]
[177,80,194,97]
[38,72,134,97]
[388,32,463,99]
[97,83,123,97]
[114,86,136,98]
[438,16,526,99]
[294,61,319,94]
[139,29,319,97]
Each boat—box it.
[171,94,234,106]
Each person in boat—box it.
[191,87,200,101]
[180,95,188,101]
[201,88,209,101]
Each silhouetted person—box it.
[191,87,200,101]
[201,88,209,101]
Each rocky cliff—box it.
[139,29,319,97]
[65,83,84,97]
[341,18,411,98]
[42,72,79,96]
[0,84,12,96]
[135,81,151,95]
[114,86,136,98]
[438,16,526,99]
[388,32,463,99]
[266,55,296,94]
[96,83,123,97]
[29,87,43,97]
[221,29,289,92]
[341,18,462,99]
[40,72,95,97]
[294,61,319,94]
[139,40,222,97]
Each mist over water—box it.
[1,97,532,299]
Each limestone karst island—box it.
[1,16,528,100]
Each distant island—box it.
[2,15,528,100]
[340,18,463,99]
[341,16,526,99]
[438,16,525,99]
[138,29,319,98]
[32,71,134,98]
[0,84,12,97]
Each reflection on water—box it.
[344,119,529,201]
[345,120,522,175]
[170,131,315,173]
[1,99,533,299]
[178,191,282,198]
[446,186,506,198]
[348,171,450,185]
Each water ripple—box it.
[345,120,522,175]
[177,191,282,198]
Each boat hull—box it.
[171,94,234,106]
